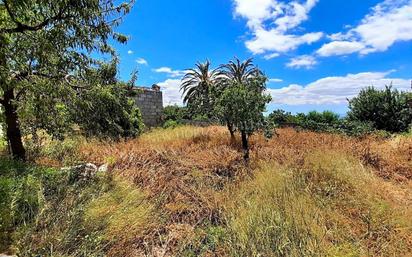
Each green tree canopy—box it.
[215,73,271,161]
[348,86,412,133]
[0,0,135,160]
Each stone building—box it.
[134,85,163,127]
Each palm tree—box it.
[219,57,263,86]
[180,60,219,118]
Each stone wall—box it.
[134,86,163,127]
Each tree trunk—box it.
[3,88,26,161]
[226,120,235,141]
[241,131,249,162]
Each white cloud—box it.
[286,55,317,69]
[127,50,134,55]
[153,67,185,78]
[233,0,278,29]
[136,58,148,65]
[246,29,323,54]
[233,0,322,56]
[269,78,283,83]
[317,41,365,56]
[318,0,412,56]
[156,71,411,107]
[263,52,280,60]
[274,0,318,32]
[268,71,411,105]
[156,79,183,106]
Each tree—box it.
[0,0,134,160]
[217,58,264,139]
[348,86,412,133]
[18,59,144,141]
[268,109,295,125]
[215,74,271,161]
[180,61,219,119]
[72,62,144,139]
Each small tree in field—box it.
[215,75,271,161]
[217,58,264,139]
[348,86,412,133]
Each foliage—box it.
[74,83,144,139]
[0,0,134,160]
[181,61,219,118]
[333,119,375,137]
[215,74,272,160]
[305,110,340,124]
[16,60,144,150]
[268,109,376,136]
[348,86,412,133]
[17,78,75,140]
[163,119,180,129]
[267,109,296,124]
[163,105,191,122]
[215,77,271,137]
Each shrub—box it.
[348,86,412,133]
[305,110,340,124]
[334,119,375,137]
[163,105,191,122]
[163,119,180,129]
[267,109,296,125]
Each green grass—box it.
[0,156,155,256]
[85,178,156,244]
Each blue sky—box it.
[113,0,412,114]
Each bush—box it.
[267,109,296,125]
[334,120,375,137]
[163,119,180,129]
[348,86,412,133]
[267,109,376,137]
[305,110,340,124]
[163,105,191,122]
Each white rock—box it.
[98,163,108,172]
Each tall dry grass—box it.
[23,126,412,256]
[221,152,411,256]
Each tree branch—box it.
[1,0,71,34]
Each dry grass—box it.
[26,126,412,256]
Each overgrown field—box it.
[1,126,412,256]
